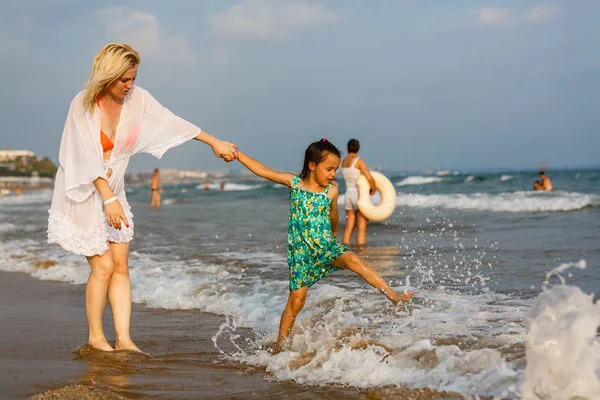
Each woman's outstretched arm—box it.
[193,131,238,162]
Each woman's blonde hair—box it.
[83,43,141,114]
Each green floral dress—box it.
[287,176,349,291]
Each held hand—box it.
[104,200,129,230]
[212,140,238,162]
[369,186,377,196]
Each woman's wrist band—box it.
[103,196,118,206]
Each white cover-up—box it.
[48,86,201,256]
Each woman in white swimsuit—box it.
[341,139,376,248]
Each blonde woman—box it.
[47,43,237,353]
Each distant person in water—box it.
[539,171,553,191]
[220,182,225,191]
[204,180,210,191]
[341,139,376,249]
[533,180,542,191]
[150,168,162,208]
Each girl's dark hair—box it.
[347,139,360,153]
[299,138,341,178]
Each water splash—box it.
[520,261,600,400]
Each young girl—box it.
[236,139,414,351]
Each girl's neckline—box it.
[295,178,328,194]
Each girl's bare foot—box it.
[392,290,415,306]
[89,337,115,352]
[265,341,286,354]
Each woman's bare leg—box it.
[275,286,308,351]
[333,252,413,305]
[107,242,142,352]
[342,210,357,245]
[356,211,369,249]
[85,250,115,351]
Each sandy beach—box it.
[0,270,464,400]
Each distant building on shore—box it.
[179,170,208,179]
[0,149,36,167]
[0,149,58,181]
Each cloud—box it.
[523,3,561,23]
[97,6,196,65]
[209,0,342,41]
[475,4,561,27]
[476,7,513,26]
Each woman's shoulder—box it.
[131,85,148,95]
[128,85,149,101]
[68,91,87,116]
[341,154,360,168]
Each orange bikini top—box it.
[100,130,114,152]
[96,98,114,153]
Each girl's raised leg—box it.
[85,249,116,351]
[332,252,413,305]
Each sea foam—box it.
[396,191,598,213]
[396,176,446,186]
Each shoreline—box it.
[0,270,466,400]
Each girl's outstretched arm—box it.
[237,151,294,187]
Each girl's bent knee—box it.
[345,252,360,266]
[291,298,305,313]
[288,294,306,314]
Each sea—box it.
[1,168,599,399]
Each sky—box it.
[1,0,599,173]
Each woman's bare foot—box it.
[115,338,148,355]
[89,337,115,352]
[392,290,415,306]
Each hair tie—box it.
[321,138,328,142]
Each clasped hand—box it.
[212,140,238,162]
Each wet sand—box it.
[0,270,465,399]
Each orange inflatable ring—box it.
[356,171,396,221]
